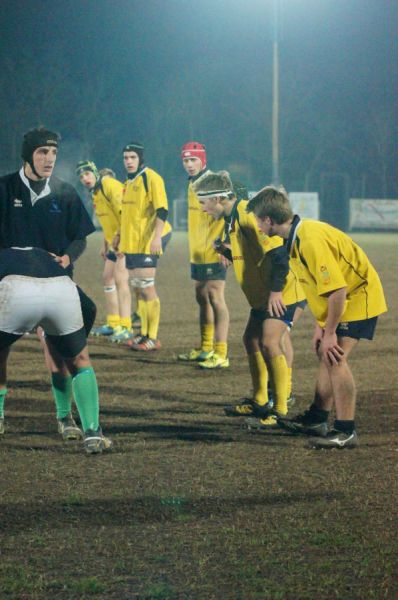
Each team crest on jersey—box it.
[13,198,23,207]
[49,200,61,213]
[320,265,330,284]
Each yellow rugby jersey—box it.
[188,179,224,264]
[229,201,305,310]
[288,218,387,325]
[92,176,123,245]
[120,167,172,254]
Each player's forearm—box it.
[324,287,347,334]
[152,216,166,238]
[64,238,87,263]
[268,246,289,292]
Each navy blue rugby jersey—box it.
[0,247,68,280]
[0,172,95,259]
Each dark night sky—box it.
[1,0,397,201]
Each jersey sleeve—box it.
[65,185,95,240]
[103,178,123,218]
[149,172,169,211]
[299,236,347,296]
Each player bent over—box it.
[192,171,306,425]
[76,161,131,339]
[247,186,387,448]
[0,247,112,454]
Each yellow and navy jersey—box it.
[229,201,305,310]
[91,176,123,245]
[288,217,387,326]
[120,167,172,254]
[187,177,225,265]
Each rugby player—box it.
[178,142,230,369]
[113,142,172,351]
[0,127,96,440]
[192,171,306,425]
[0,247,112,454]
[76,161,131,339]
[247,186,388,448]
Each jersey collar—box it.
[126,166,147,184]
[286,214,302,255]
[19,167,51,206]
[188,168,209,182]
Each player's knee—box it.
[260,338,279,357]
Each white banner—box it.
[349,199,398,230]
[289,192,319,220]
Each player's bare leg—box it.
[114,255,131,321]
[321,336,358,420]
[261,319,289,416]
[198,280,229,369]
[63,345,112,454]
[38,330,82,440]
[128,267,161,351]
[0,346,10,434]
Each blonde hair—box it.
[99,167,116,178]
[246,186,293,224]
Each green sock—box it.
[72,367,99,432]
[51,373,73,419]
[0,388,7,418]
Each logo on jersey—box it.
[320,265,331,284]
[13,198,23,207]
[49,200,61,213]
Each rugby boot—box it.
[277,409,328,437]
[246,415,279,430]
[131,312,141,329]
[310,429,358,449]
[83,427,113,455]
[178,349,214,362]
[109,326,134,343]
[92,324,114,337]
[224,397,255,417]
[57,413,83,441]
[198,353,229,369]
[124,333,145,348]
[131,337,161,352]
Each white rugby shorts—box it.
[0,275,84,336]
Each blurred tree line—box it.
[0,45,396,204]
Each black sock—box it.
[308,403,329,423]
[334,419,355,434]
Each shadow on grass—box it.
[0,491,344,533]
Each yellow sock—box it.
[107,314,120,328]
[270,354,289,415]
[120,316,132,330]
[287,367,292,399]
[201,324,214,353]
[138,299,148,336]
[146,298,161,340]
[214,341,228,360]
[248,351,269,405]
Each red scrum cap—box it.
[181,141,207,170]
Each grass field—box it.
[0,231,397,600]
